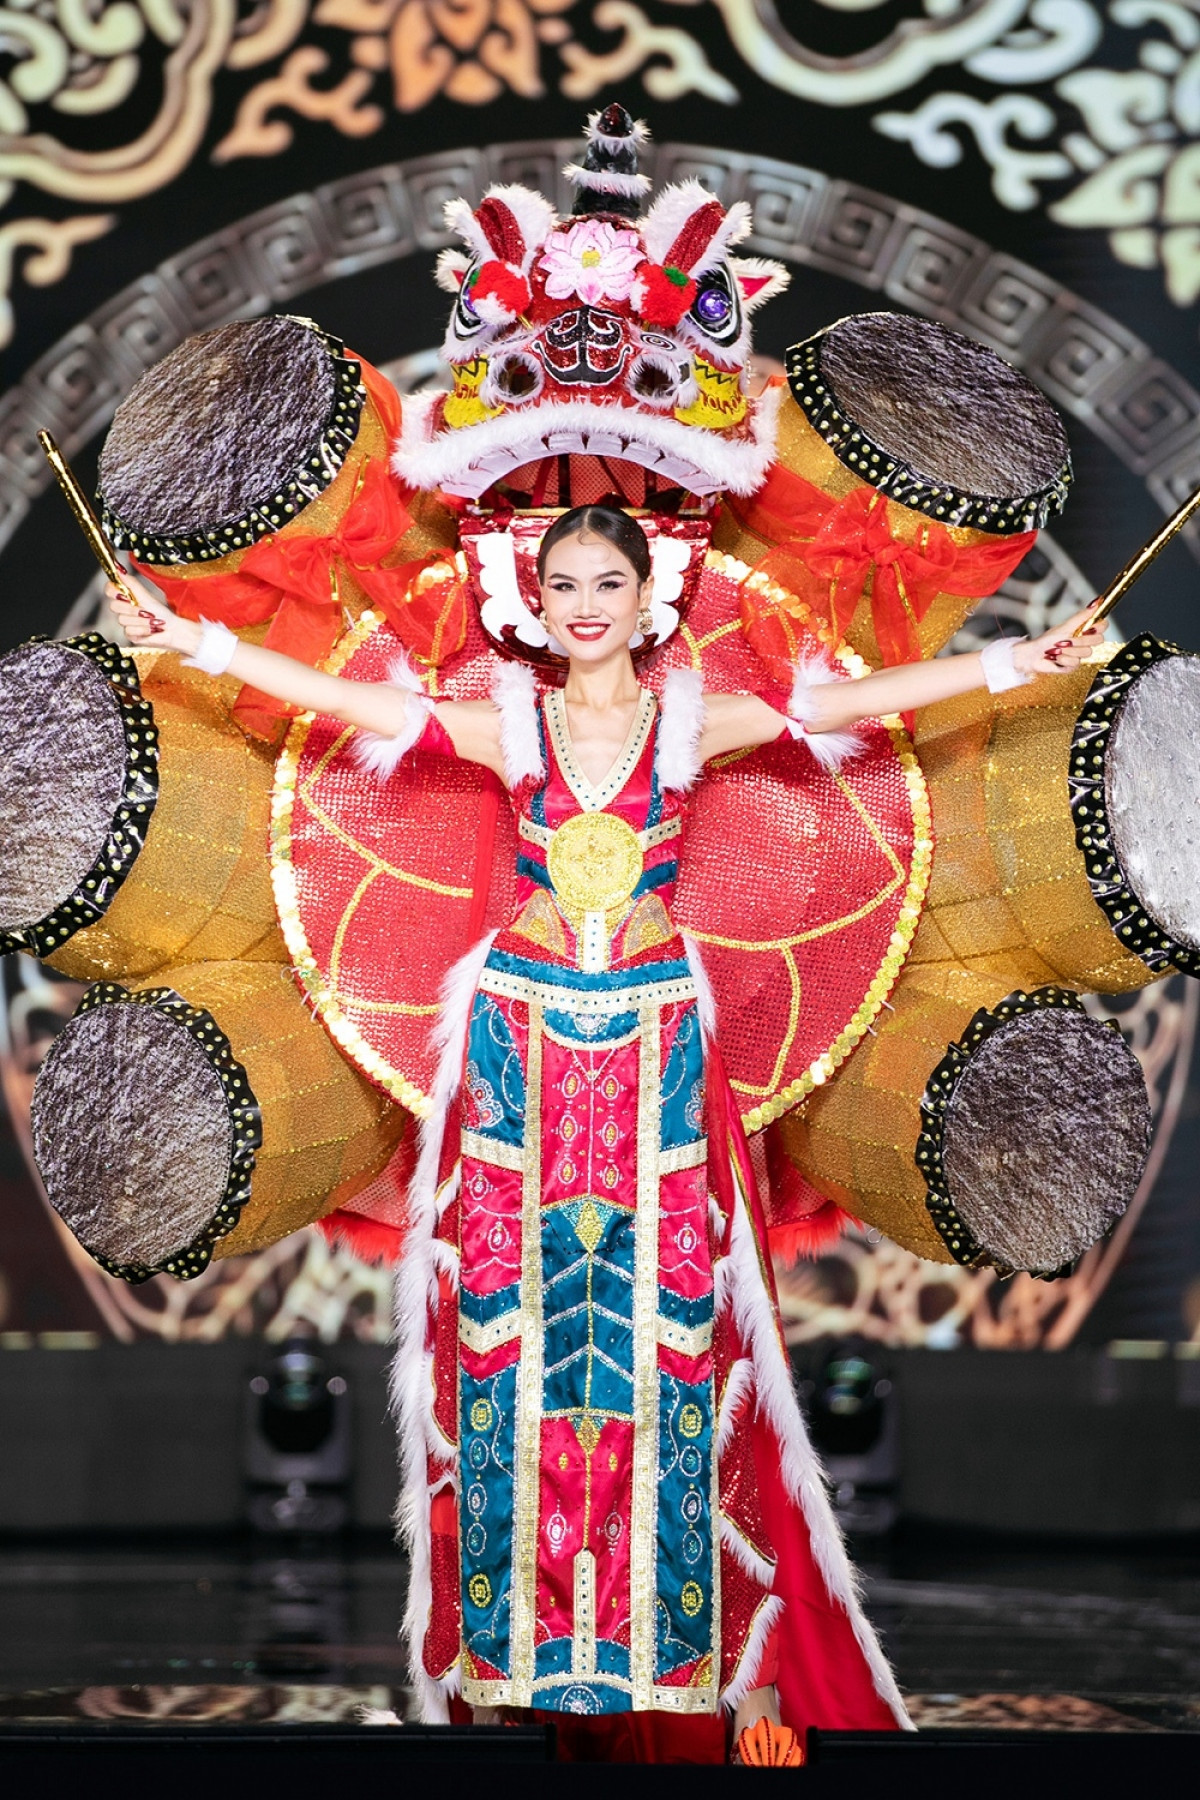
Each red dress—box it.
[392,677,909,1753]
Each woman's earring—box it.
[637,607,653,635]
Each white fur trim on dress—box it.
[717,1355,754,1453]
[391,930,498,1723]
[721,1594,785,1715]
[656,667,706,793]
[491,661,544,788]
[723,1188,913,1728]
[682,932,717,1043]
[786,651,867,774]
[352,652,433,781]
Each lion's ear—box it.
[730,257,791,311]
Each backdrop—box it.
[1,0,1199,1349]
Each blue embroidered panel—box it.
[660,1007,705,1151]
[460,1361,518,1679]
[465,992,526,1147]
[541,1200,635,1423]
[655,1372,715,1680]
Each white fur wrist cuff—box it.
[183,618,238,678]
[980,635,1033,693]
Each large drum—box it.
[772,965,1152,1276]
[716,312,1073,668]
[913,636,1200,991]
[0,635,279,980]
[31,959,407,1280]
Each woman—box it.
[110,504,1101,1760]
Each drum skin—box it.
[910,659,1156,996]
[163,960,407,1261]
[714,391,1042,667]
[45,652,283,984]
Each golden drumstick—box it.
[1074,480,1200,636]
[37,429,140,608]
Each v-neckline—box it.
[545,687,656,813]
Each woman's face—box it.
[539,530,649,664]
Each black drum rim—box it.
[916,986,1105,1279]
[40,982,263,1284]
[0,634,159,961]
[784,318,1073,536]
[1070,634,1200,979]
[98,318,365,567]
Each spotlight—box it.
[798,1342,899,1535]
[243,1338,351,1534]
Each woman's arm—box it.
[106,576,505,776]
[698,606,1105,760]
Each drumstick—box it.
[1074,480,1200,636]
[37,429,141,608]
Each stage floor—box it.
[0,1534,1196,1732]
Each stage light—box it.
[243,1338,352,1534]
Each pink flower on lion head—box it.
[538,219,645,307]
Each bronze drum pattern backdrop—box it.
[2,8,1200,1347]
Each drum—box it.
[31,959,407,1280]
[912,636,1200,992]
[773,964,1152,1276]
[715,312,1072,668]
[0,635,280,980]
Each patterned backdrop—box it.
[2,0,1200,1347]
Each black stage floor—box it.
[1,1532,1198,1733]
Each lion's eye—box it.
[455,268,484,333]
[694,285,732,330]
[687,268,740,345]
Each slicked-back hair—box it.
[536,504,652,587]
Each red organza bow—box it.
[732,463,1037,667]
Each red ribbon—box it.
[729,461,1037,669]
[139,356,470,739]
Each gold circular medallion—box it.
[546,811,644,917]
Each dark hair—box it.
[536,504,652,586]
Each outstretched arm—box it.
[698,605,1105,760]
[107,576,505,776]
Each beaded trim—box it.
[916,986,1095,1280]
[0,634,159,960]
[99,321,365,566]
[1070,633,1200,978]
[784,332,1072,535]
[69,982,262,1285]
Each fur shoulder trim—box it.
[786,651,866,774]
[352,652,432,780]
[491,660,544,788]
[656,666,706,793]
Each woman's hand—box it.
[1014,603,1105,676]
[106,573,200,658]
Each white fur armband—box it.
[980,635,1034,693]
[786,652,866,773]
[182,618,238,678]
[352,652,434,781]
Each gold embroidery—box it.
[509,888,570,958]
[618,894,675,960]
[508,1001,544,1710]
[630,999,661,1710]
[547,810,644,919]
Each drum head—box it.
[1072,636,1200,979]
[0,636,157,958]
[31,983,259,1280]
[1107,648,1200,957]
[786,313,1071,533]
[920,990,1151,1276]
[98,316,364,564]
